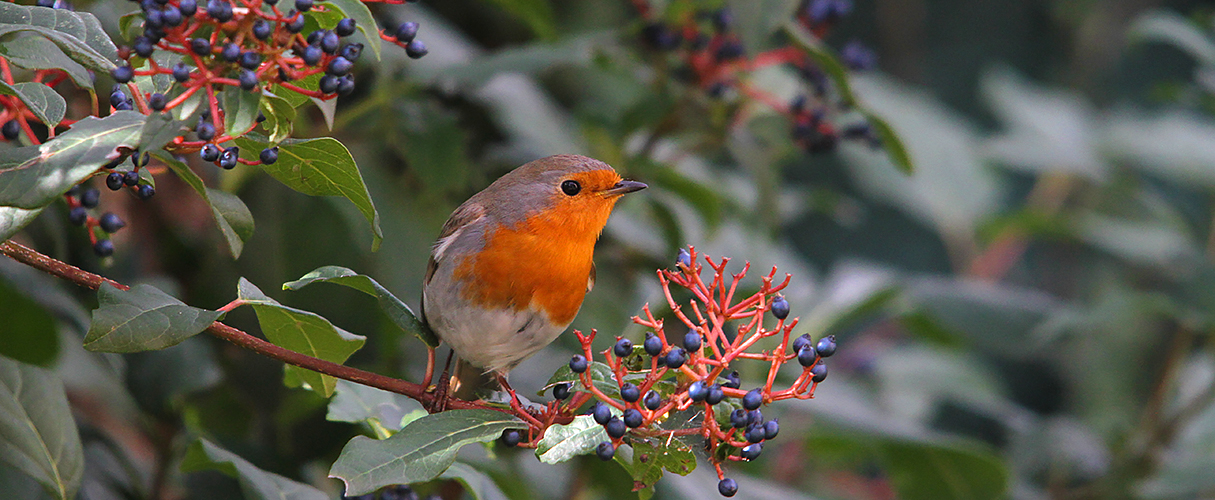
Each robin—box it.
[422,154,646,405]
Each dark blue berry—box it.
[623,408,643,428]
[740,443,761,460]
[705,384,725,405]
[114,100,134,111]
[378,485,414,500]
[220,42,240,61]
[123,171,140,186]
[770,296,789,320]
[664,348,686,369]
[641,22,678,51]
[172,63,191,82]
[68,206,88,225]
[620,383,640,403]
[106,172,124,191]
[239,51,261,70]
[730,409,747,428]
[259,147,278,165]
[327,56,353,76]
[302,45,322,66]
[718,478,737,497]
[286,12,305,33]
[790,95,807,113]
[747,409,763,426]
[219,147,239,169]
[715,41,744,62]
[319,75,339,94]
[500,429,520,447]
[196,120,215,141]
[763,419,779,440]
[79,188,100,208]
[405,39,428,59]
[93,239,115,257]
[791,334,812,353]
[252,19,272,40]
[144,9,164,28]
[321,31,340,54]
[841,40,877,70]
[256,112,266,123]
[687,381,707,402]
[592,402,611,425]
[335,17,356,37]
[295,0,312,11]
[133,36,154,57]
[569,354,588,374]
[238,69,257,90]
[99,213,125,233]
[109,89,127,108]
[613,338,632,358]
[643,390,661,411]
[112,66,134,83]
[683,332,701,351]
[746,425,765,443]
[395,21,418,42]
[644,332,663,356]
[604,416,626,438]
[207,0,232,21]
[36,0,54,7]
[190,38,210,56]
[711,8,731,33]
[162,6,182,26]
[339,43,363,62]
[178,0,196,16]
[742,388,762,410]
[552,382,571,400]
[596,441,614,461]
[149,93,166,111]
[1,120,19,140]
[336,75,355,96]
[816,335,837,357]
[136,184,155,200]
[810,362,828,382]
[723,370,740,389]
[677,248,691,267]
[797,345,818,367]
[200,144,219,162]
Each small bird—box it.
[422,154,646,400]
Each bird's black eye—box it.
[561,180,581,196]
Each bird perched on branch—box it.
[422,154,646,404]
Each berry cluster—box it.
[632,0,881,154]
[500,247,836,497]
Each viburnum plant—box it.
[0,1,902,499]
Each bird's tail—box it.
[448,358,501,401]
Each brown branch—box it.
[0,240,499,415]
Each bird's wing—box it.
[425,202,486,286]
[587,262,596,293]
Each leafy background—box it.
[6,0,1215,499]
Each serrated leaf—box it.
[0,355,83,500]
[540,360,618,397]
[0,36,91,88]
[233,135,382,251]
[181,439,327,500]
[535,414,609,464]
[0,206,43,242]
[283,266,437,347]
[222,86,261,139]
[329,409,525,496]
[83,283,222,353]
[157,153,254,258]
[321,0,381,61]
[237,278,365,397]
[481,0,557,40]
[327,379,421,431]
[258,91,295,144]
[0,3,116,72]
[0,81,64,128]
[0,111,144,210]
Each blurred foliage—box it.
[9,0,1215,499]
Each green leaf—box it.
[258,91,295,144]
[330,409,525,496]
[879,439,1007,500]
[540,360,618,397]
[480,0,557,40]
[0,36,91,88]
[0,206,43,242]
[222,86,261,139]
[0,355,83,500]
[181,439,327,500]
[726,0,799,56]
[0,3,117,72]
[273,73,319,109]
[283,266,438,347]
[321,0,381,61]
[327,379,421,431]
[158,153,255,258]
[439,463,510,500]
[83,283,223,353]
[0,278,57,366]
[615,439,696,495]
[138,111,185,155]
[237,278,366,397]
[310,95,338,131]
[0,111,145,210]
[535,414,609,464]
[1127,10,1215,66]
[863,110,915,174]
[0,81,65,128]
[233,135,382,251]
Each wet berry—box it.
[742,389,762,410]
[604,416,626,439]
[706,384,725,405]
[395,21,418,42]
[770,296,789,319]
[405,40,428,59]
[79,188,100,208]
[718,478,737,497]
[730,409,747,428]
[1,120,19,140]
[664,348,686,369]
[220,147,239,169]
[93,239,114,257]
[123,170,140,186]
[99,213,125,233]
[68,206,88,226]
[259,147,278,165]
[106,172,124,191]
[335,18,356,36]
[596,441,614,461]
[613,338,632,358]
[620,382,640,403]
[643,332,663,356]
[683,331,701,351]
[622,408,643,428]
[592,402,611,425]
[200,144,220,162]
[500,429,520,447]
[816,335,837,357]
[569,354,588,373]
[810,362,828,382]
[112,66,134,83]
[688,381,708,402]
[740,443,761,460]
[643,390,661,410]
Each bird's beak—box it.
[603,180,647,196]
